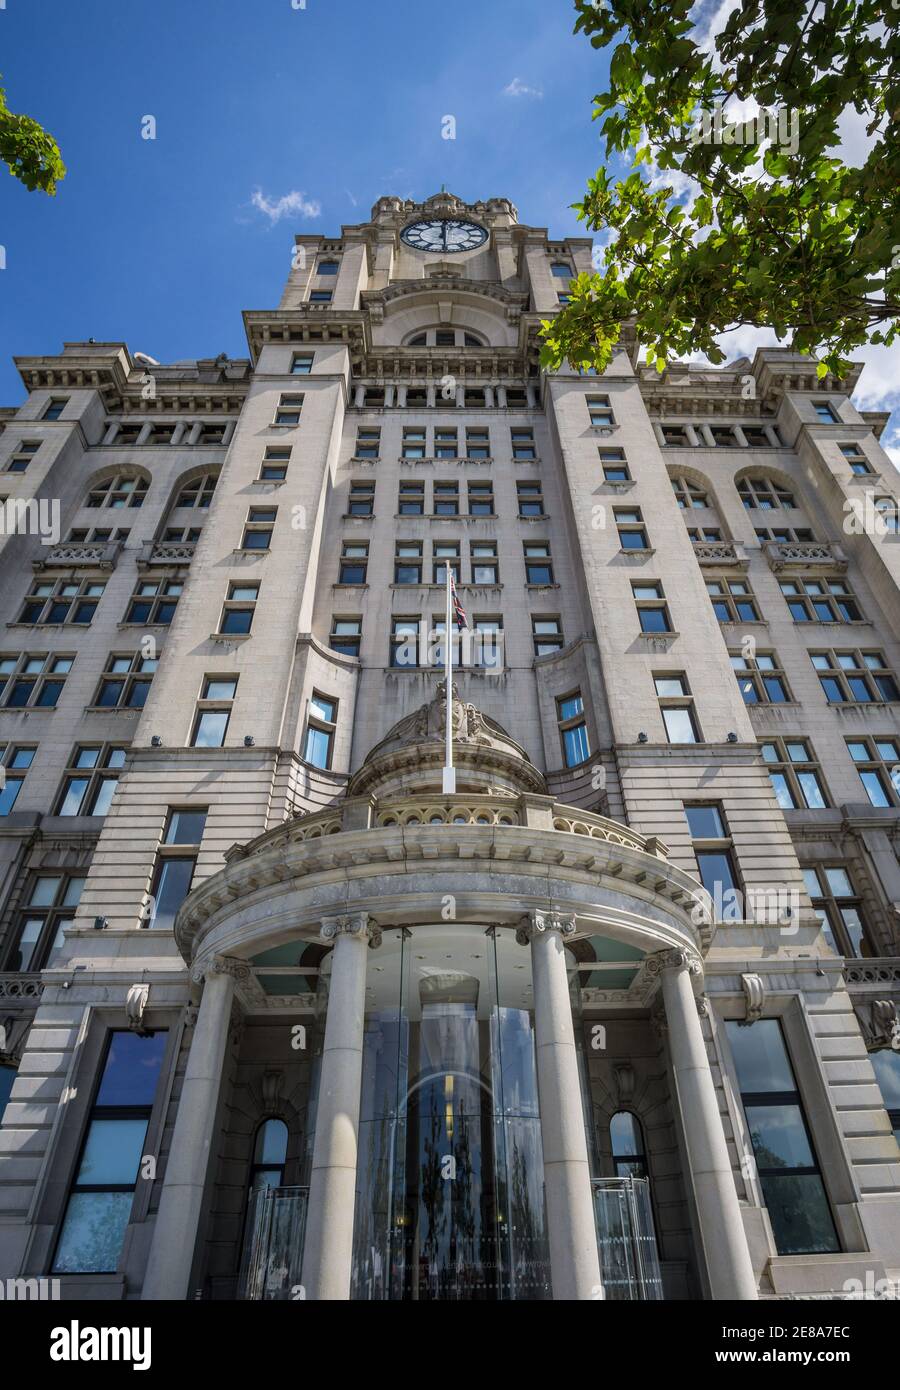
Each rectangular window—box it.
[0,743,35,816]
[191,676,237,748]
[53,1031,168,1274]
[317,260,339,275]
[737,477,795,509]
[402,428,427,460]
[338,543,368,586]
[811,650,900,704]
[5,871,86,971]
[241,508,276,550]
[2,653,73,710]
[731,651,790,705]
[656,674,701,743]
[706,578,760,623]
[870,1051,900,1146]
[290,353,314,376]
[219,582,260,634]
[150,855,197,931]
[432,542,460,584]
[303,693,337,770]
[355,428,381,460]
[511,428,536,461]
[434,429,458,460]
[309,290,332,304]
[55,744,126,818]
[391,617,420,669]
[465,428,490,460]
[760,740,828,811]
[274,394,303,426]
[839,443,872,475]
[398,481,424,516]
[587,395,614,428]
[524,542,553,585]
[684,802,740,919]
[471,542,498,585]
[846,736,900,808]
[433,481,459,516]
[43,397,69,421]
[600,448,630,482]
[633,582,671,634]
[348,480,375,516]
[615,508,649,551]
[7,441,40,473]
[813,401,838,424]
[19,578,106,627]
[517,482,544,517]
[780,577,863,624]
[557,692,590,768]
[726,1019,839,1256]
[533,617,563,657]
[124,577,183,625]
[329,617,361,658]
[94,654,156,709]
[258,453,290,486]
[803,865,870,957]
[467,481,494,516]
[394,542,422,585]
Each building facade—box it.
[0,190,898,1302]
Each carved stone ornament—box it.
[613,1062,636,1107]
[516,910,577,946]
[125,983,151,1035]
[644,947,704,978]
[320,914,382,951]
[741,973,767,1025]
[190,954,253,986]
[863,999,900,1051]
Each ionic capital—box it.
[320,913,382,950]
[516,909,577,946]
[190,954,252,986]
[645,946,704,979]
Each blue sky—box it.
[1,0,897,459]
[0,0,609,401]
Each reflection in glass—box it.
[351,925,551,1301]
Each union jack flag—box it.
[450,572,468,630]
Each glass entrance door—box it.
[351,925,551,1301]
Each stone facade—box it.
[0,190,898,1301]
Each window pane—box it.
[96,1031,167,1106]
[769,772,797,810]
[165,810,208,845]
[744,1103,815,1169]
[304,725,331,769]
[685,805,724,839]
[662,707,697,744]
[0,1065,16,1124]
[610,1111,644,1158]
[254,1118,289,1166]
[758,1173,839,1255]
[797,772,827,810]
[152,858,196,931]
[824,868,853,897]
[563,723,590,767]
[726,1019,794,1093]
[53,1191,135,1273]
[90,778,118,818]
[76,1118,148,1186]
[193,711,229,747]
[870,1049,900,1108]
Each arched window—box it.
[610,1111,648,1178]
[248,1118,288,1193]
[175,472,218,509]
[736,475,794,510]
[87,474,149,509]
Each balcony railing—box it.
[593,1176,664,1301]
[238,1185,308,1301]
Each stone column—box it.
[699,424,717,448]
[142,955,247,1300]
[518,911,603,1301]
[300,913,381,1301]
[653,949,758,1300]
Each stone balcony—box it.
[32,540,122,573]
[136,540,197,568]
[763,540,848,573]
[691,540,748,569]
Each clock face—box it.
[401,219,488,254]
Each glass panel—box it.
[744,1103,815,1169]
[870,1049,900,1108]
[662,707,696,743]
[726,1019,795,1093]
[152,858,196,932]
[610,1112,644,1158]
[758,1173,839,1255]
[254,1118,289,1166]
[76,1118,148,1186]
[685,805,724,838]
[0,1065,16,1124]
[53,1191,134,1273]
[165,810,207,845]
[97,1031,168,1106]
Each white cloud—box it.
[503,77,543,100]
[250,189,321,224]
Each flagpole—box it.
[443,565,455,794]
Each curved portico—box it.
[142,689,757,1302]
